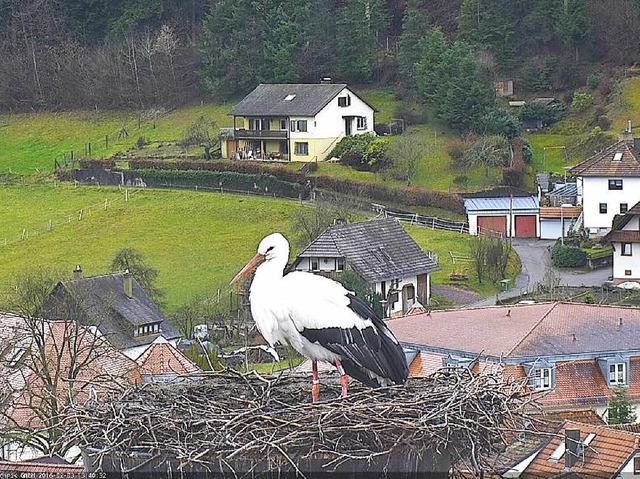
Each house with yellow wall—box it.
[221,83,376,163]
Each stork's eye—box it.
[266,246,274,253]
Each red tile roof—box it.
[0,460,83,475]
[570,140,640,177]
[136,341,201,377]
[521,420,640,479]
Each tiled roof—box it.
[0,460,83,475]
[0,316,142,429]
[388,302,640,359]
[296,218,440,283]
[521,420,640,479]
[539,206,582,219]
[604,201,640,243]
[43,272,180,350]
[407,351,447,377]
[606,230,640,242]
[231,83,360,117]
[570,140,640,177]
[534,409,605,426]
[136,340,201,377]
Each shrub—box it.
[520,101,567,127]
[502,166,524,188]
[551,241,587,268]
[136,136,147,149]
[474,108,522,140]
[571,92,594,110]
[586,73,600,90]
[329,134,390,171]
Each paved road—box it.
[468,238,612,307]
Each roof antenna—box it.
[506,309,511,317]
[572,333,577,342]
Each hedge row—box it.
[551,241,587,268]
[128,169,308,199]
[315,176,465,214]
[127,159,307,185]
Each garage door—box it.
[540,219,561,240]
[515,215,537,238]
[477,216,506,236]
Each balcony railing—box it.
[234,129,288,139]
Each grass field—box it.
[0,184,301,309]
[0,102,235,175]
[0,184,507,313]
[525,133,573,174]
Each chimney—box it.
[320,77,333,84]
[565,428,581,469]
[621,119,634,145]
[123,269,133,299]
[73,264,83,280]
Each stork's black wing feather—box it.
[299,293,409,387]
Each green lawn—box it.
[0,102,235,175]
[405,225,521,297]
[525,132,574,174]
[610,77,640,133]
[0,184,300,310]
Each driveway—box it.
[468,238,612,307]
[511,238,612,289]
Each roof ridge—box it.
[563,419,640,437]
[505,302,559,357]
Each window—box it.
[609,362,626,385]
[600,203,608,214]
[294,142,309,155]
[609,179,623,190]
[337,257,345,272]
[621,203,629,214]
[613,152,623,162]
[532,368,552,390]
[284,94,296,101]
[338,95,351,107]
[633,455,640,474]
[356,116,367,130]
[622,243,633,256]
[626,269,633,276]
[311,258,319,271]
[290,121,296,132]
[280,119,287,130]
[297,120,308,132]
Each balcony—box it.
[233,129,288,140]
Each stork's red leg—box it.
[311,360,320,403]
[335,359,348,398]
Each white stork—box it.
[231,232,408,402]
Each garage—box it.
[464,189,540,238]
[539,206,582,240]
[477,216,507,236]
[515,215,537,237]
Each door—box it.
[402,284,415,315]
[344,117,352,136]
[416,274,428,305]
[477,216,507,236]
[515,215,537,238]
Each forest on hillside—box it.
[1,0,639,116]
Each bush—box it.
[586,73,600,90]
[520,101,567,127]
[551,241,588,268]
[329,134,390,171]
[571,92,594,110]
[136,136,147,149]
[474,108,522,139]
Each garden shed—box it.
[464,189,540,238]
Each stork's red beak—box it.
[230,253,266,285]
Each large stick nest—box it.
[67,369,536,477]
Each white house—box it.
[464,188,540,238]
[221,83,376,162]
[604,201,640,285]
[571,138,640,236]
[292,218,440,318]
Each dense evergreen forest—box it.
[1,0,639,116]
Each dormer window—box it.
[610,362,626,386]
[338,95,351,107]
[134,323,160,337]
[613,152,623,162]
[284,94,296,101]
[533,368,553,390]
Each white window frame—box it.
[297,120,308,132]
[532,368,552,390]
[609,362,626,386]
[294,142,309,155]
[622,243,633,256]
[356,116,367,130]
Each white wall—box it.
[582,177,640,231]
[294,257,339,272]
[375,275,423,317]
[540,218,575,240]
[315,87,375,139]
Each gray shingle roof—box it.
[296,218,440,283]
[230,83,351,117]
[43,273,179,350]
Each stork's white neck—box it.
[250,254,287,293]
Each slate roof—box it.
[230,84,371,117]
[295,218,440,283]
[44,272,180,351]
[388,302,640,359]
[521,420,640,479]
[570,140,640,177]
